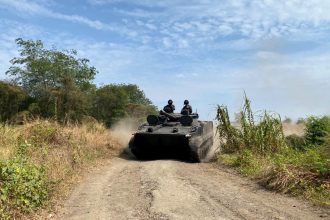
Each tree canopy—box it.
[91,84,157,126]
[0,81,28,121]
[1,38,157,126]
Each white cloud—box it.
[145,23,157,30]
[0,0,113,30]
[90,0,330,48]
[3,0,330,51]
[0,0,140,36]
[175,73,184,78]
[177,39,189,48]
[162,37,172,48]
[1,1,330,119]
[0,20,43,78]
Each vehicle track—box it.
[60,157,328,220]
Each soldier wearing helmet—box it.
[181,100,192,115]
[163,99,175,113]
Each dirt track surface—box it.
[61,157,328,220]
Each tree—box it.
[6,38,97,121]
[0,81,29,122]
[4,38,157,125]
[92,85,129,126]
[120,84,157,118]
[92,84,158,126]
[120,84,152,105]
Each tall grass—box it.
[216,96,330,205]
[0,119,121,219]
[216,95,286,155]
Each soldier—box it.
[181,100,192,115]
[163,99,175,113]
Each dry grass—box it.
[0,124,22,160]
[0,119,122,219]
[216,96,330,206]
[1,119,121,182]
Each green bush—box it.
[0,81,29,122]
[272,147,329,177]
[9,110,32,125]
[296,118,306,124]
[260,147,330,204]
[0,158,48,217]
[234,149,263,176]
[216,97,330,205]
[29,122,59,146]
[305,116,330,146]
[285,134,306,151]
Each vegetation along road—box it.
[1,38,328,220]
[59,156,328,220]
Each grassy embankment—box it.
[216,96,330,205]
[0,119,121,219]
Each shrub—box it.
[259,164,304,193]
[22,120,67,148]
[216,95,286,155]
[1,116,119,218]
[297,118,306,124]
[216,97,330,205]
[0,158,48,217]
[305,116,330,146]
[9,111,33,125]
[285,134,306,151]
[272,148,329,177]
[29,122,59,146]
[234,149,263,176]
[0,81,29,122]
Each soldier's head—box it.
[168,99,173,105]
[184,100,189,105]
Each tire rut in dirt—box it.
[61,158,328,220]
[176,163,328,220]
[62,159,168,220]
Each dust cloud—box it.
[202,124,221,162]
[110,118,139,148]
[282,122,305,136]
[248,40,330,117]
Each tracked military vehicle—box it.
[129,110,213,162]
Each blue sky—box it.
[0,0,329,120]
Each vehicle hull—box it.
[129,128,213,162]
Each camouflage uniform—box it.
[181,104,192,115]
[163,104,175,113]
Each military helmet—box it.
[184,100,189,105]
[168,99,173,105]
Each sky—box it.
[0,0,329,120]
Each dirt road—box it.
[60,156,328,220]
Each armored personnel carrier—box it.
[129,110,213,162]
